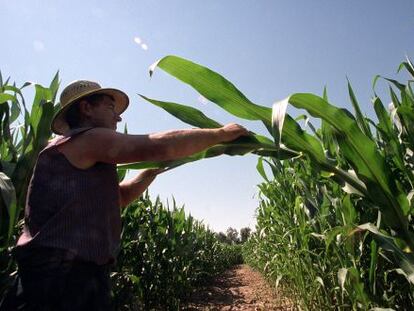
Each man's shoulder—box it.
[79,127,118,139]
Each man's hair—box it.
[64,93,111,129]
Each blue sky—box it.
[2,1,414,232]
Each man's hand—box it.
[219,123,250,142]
[139,168,166,180]
[119,168,166,208]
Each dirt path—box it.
[183,264,295,310]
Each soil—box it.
[183,264,296,311]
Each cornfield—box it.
[0,73,59,297]
[0,72,242,309]
[113,193,242,310]
[2,55,414,309]
[132,55,414,309]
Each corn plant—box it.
[131,55,414,309]
[111,192,242,310]
[0,72,59,298]
[245,156,414,309]
[0,71,242,309]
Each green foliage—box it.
[0,72,59,298]
[138,55,414,309]
[0,73,242,309]
[111,193,242,310]
[244,159,414,309]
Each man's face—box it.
[87,95,122,130]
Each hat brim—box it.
[51,88,129,135]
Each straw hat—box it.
[51,80,129,135]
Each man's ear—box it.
[78,100,93,117]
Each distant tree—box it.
[226,227,239,244]
[240,227,251,243]
[216,231,229,244]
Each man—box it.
[11,80,248,310]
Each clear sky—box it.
[2,1,414,232]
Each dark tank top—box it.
[14,127,121,265]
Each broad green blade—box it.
[397,56,414,78]
[288,93,409,232]
[0,172,17,242]
[0,93,17,104]
[369,239,378,293]
[342,194,357,225]
[256,157,269,182]
[357,223,414,284]
[321,119,337,158]
[140,95,222,129]
[321,86,338,158]
[373,96,414,186]
[49,71,60,102]
[398,62,414,78]
[32,101,54,150]
[390,86,414,152]
[30,84,53,139]
[118,143,253,171]
[253,148,299,160]
[347,79,372,139]
[140,94,278,147]
[118,135,283,170]
[147,56,325,163]
[281,115,325,163]
[149,55,272,128]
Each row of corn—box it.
[132,55,414,310]
[0,73,242,309]
[113,193,242,309]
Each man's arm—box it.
[114,124,248,208]
[62,123,248,205]
[119,169,163,208]
[78,123,248,165]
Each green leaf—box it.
[33,101,54,150]
[373,96,414,186]
[140,95,222,129]
[347,267,369,306]
[369,239,378,294]
[288,93,409,233]
[372,75,381,95]
[0,93,17,104]
[0,172,17,241]
[252,148,299,159]
[30,84,53,137]
[118,137,279,171]
[10,98,21,123]
[49,71,60,102]
[149,55,272,128]
[397,56,414,79]
[357,223,414,284]
[256,157,269,182]
[347,78,372,139]
[341,194,357,225]
[147,56,327,165]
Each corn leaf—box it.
[149,55,272,130]
[357,223,414,284]
[347,79,373,139]
[0,172,17,242]
[287,93,409,232]
[140,95,222,129]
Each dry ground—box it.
[183,264,296,311]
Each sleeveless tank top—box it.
[14,127,121,265]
